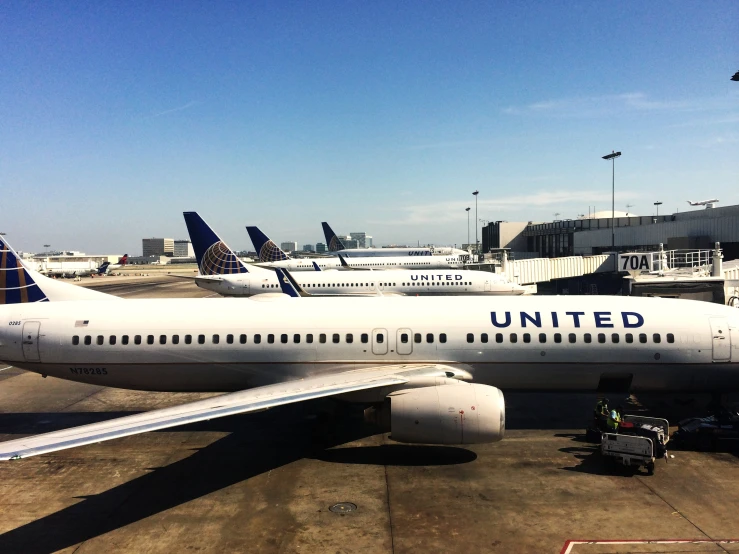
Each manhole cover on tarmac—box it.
[329,502,357,513]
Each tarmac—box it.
[0,273,738,553]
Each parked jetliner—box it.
[185,213,524,296]
[322,221,469,257]
[1,233,739,460]
[247,225,468,271]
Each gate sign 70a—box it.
[619,253,653,272]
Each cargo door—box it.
[22,321,41,362]
[710,318,731,361]
[396,328,412,355]
[372,328,388,355]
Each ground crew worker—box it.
[595,398,609,418]
[607,408,621,431]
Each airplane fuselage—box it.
[2,296,738,394]
[255,254,469,271]
[195,268,523,296]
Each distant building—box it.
[350,232,373,248]
[173,240,194,258]
[315,242,327,253]
[302,244,314,252]
[280,241,298,253]
[343,239,359,249]
[142,238,174,257]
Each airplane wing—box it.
[0,364,469,460]
[167,274,225,283]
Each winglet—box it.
[246,226,291,262]
[183,212,249,275]
[312,261,322,272]
[274,268,311,297]
[321,222,346,252]
[337,253,352,269]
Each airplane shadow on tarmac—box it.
[0,402,474,554]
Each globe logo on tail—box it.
[0,238,48,304]
[200,242,247,275]
[259,240,289,262]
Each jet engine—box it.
[365,383,505,444]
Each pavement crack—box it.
[383,434,395,554]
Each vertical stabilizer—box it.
[183,212,249,275]
[321,222,346,252]
[246,226,291,262]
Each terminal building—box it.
[142,238,174,257]
[482,204,739,260]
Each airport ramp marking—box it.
[561,538,739,554]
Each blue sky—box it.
[1,1,737,253]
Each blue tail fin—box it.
[183,212,249,275]
[97,262,110,275]
[321,222,346,252]
[246,226,291,262]
[312,261,322,272]
[0,237,48,304]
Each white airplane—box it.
[33,254,128,278]
[322,221,469,258]
[247,225,469,271]
[185,213,523,296]
[687,199,719,208]
[1,233,739,461]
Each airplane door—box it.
[710,318,731,361]
[372,328,388,355]
[484,280,491,292]
[22,321,41,362]
[378,281,385,292]
[397,328,412,355]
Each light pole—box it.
[472,190,479,255]
[601,151,621,253]
[465,207,470,248]
[654,201,662,217]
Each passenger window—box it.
[134,335,141,345]
[467,333,474,343]
[198,335,205,344]
[346,333,353,343]
[147,335,154,345]
[554,333,562,343]
[377,333,384,343]
[122,335,129,345]
[510,333,518,343]
[227,334,234,344]
[597,333,605,344]
[495,333,503,343]
[72,335,79,345]
[539,333,546,343]
[108,335,116,345]
[333,333,340,344]
[666,333,674,343]
[611,333,619,343]
[584,333,592,344]
[653,333,661,344]
[625,333,633,343]
[160,335,167,345]
[254,334,262,344]
[440,333,447,343]
[185,335,192,344]
[294,334,301,343]
[481,333,488,343]
[414,333,422,343]
[400,333,409,344]
[84,335,92,345]
[172,335,180,345]
[268,334,275,344]
[319,333,326,343]
[426,333,434,343]
[639,333,647,344]
[523,333,531,343]
[360,333,368,344]
[306,334,313,343]
[281,334,288,344]
[240,334,247,344]
[212,334,219,344]
[97,335,104,345]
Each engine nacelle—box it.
[368,383,505,445]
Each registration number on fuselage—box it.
[69,367,108,375]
